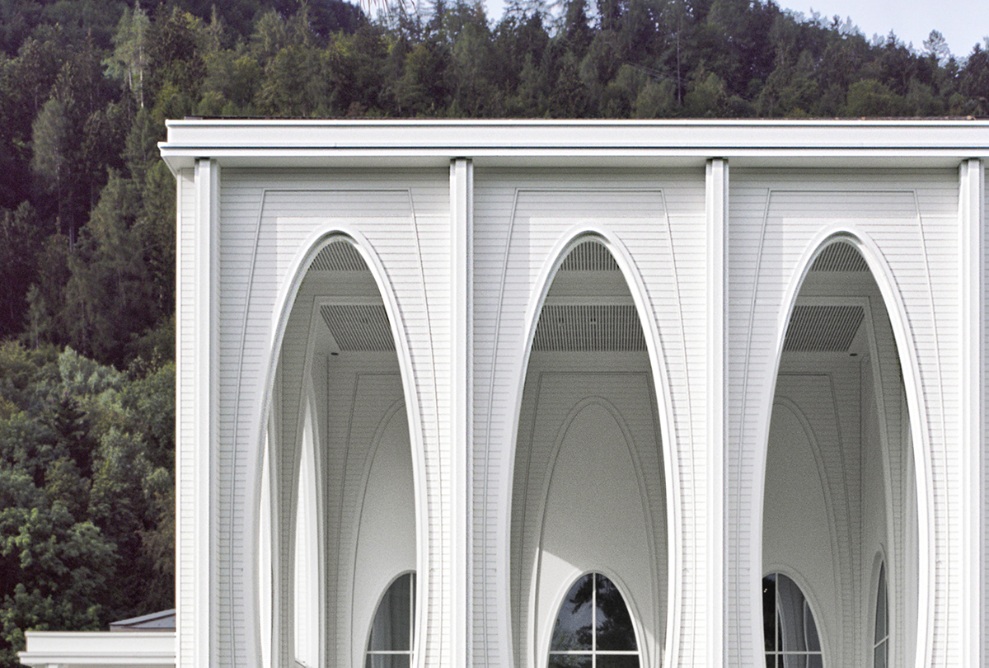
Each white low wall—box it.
[19,631,176,667]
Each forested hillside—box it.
[0,0,986,664]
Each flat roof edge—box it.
[157,120,989,174]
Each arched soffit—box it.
[353,397,410,539]
[350,396,412,607]
[754,230,931,666]
[536,396,655,556]
[767,397,842,603]
[245,229,429,666]
[503,229,680,668]
[351,399,416,668]
[533,396,657,668]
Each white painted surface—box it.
[19,631,175,667]
[727,169,960,666]
[351,404,416,668]
[159,121,988,668]
[293,410,318,667]
[763,402,835,663]
[473,170,704,667]
[535,402,658,667]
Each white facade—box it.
[158,120,989,667]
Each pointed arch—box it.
[245,229,429,667]
[503,228,680,668]
[754,230,931,666]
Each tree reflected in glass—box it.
[549,572,639,667]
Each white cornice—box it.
[158,119,989,173]
[19,631,175,666]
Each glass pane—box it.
[872,644,886,668]
[765,655,777,668]
[366,655,411,668]
[595,574,637,651]
[875,564,887,642]
[368,574,412,652]
[780,655,807,668]
[596,654,641,668]
[548,655,592,668]
[804,601,821,653]
[806,655,823,668]
[762,575,777,651]
[776,575,809,653]
[551,574,594,651]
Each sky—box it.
[773,0,987,56]
[481,0,989,58]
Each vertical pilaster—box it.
[178,158,219,668]
[959,158,983,667]
[450,158,473,666]
[706,158,727,666]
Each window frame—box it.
[546,571,641,668]
[762,571,825,667]
[364,571,416,668]
[872,560,889,667]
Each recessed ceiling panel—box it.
[533,304,646,352]
[810,243,868,272]
[310,242,368,272]
[559,242,620,272]
[320,304,394,351]
[784,305,864,352]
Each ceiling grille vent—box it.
[320,304,394,351]
[559,242,619,271]
[310,243,367,272]
[784,305,864,352]
[533,305,646,352]
[810,243,868,272]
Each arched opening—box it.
[365,571,416,667]
[511,239,668,668]
[260,239,418,668]
[548,572,640,667]
[762,240,919,666]
[762,572,823,667]
[873,561,888,667]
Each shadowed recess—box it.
[783,305,864,352]
[320,304,395,351]
[533,305,647,352]
[309,242,368,272]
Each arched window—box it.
[548,572,640,668]
[873,562,888,667]
[366,572,415,668]
[763,573,823,667]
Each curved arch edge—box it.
[244,228,431,668]
[750,229,934,668]
[499,226,683,668]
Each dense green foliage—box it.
[0,0,986,664]
[0,343,173,666]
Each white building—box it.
[148,120,989,668]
